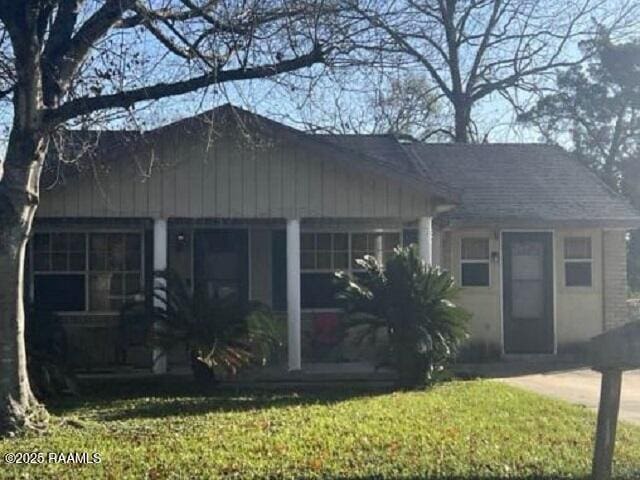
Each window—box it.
[301,233,349,271]
[564,237,592,287]
[32,233,87,311]
[300,231,401,309]
[351,232,400,269]
[32,232,143,312]
[89,233,142,311]
[460,238,490,287]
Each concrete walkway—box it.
[499,368,640,424]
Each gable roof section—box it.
[323,134,454,202]
[403,143,640,228]
[45,105,640,228]
[142,104,456,204]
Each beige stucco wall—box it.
[446,229,502,357]
[443,227,609,357]
[554,229,603,349]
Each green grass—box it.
[0,379,639,479]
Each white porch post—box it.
[286,218,302,371]
[152,218,168,374]
[418,216,433,266]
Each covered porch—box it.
[32,105,452,374]
[29,215,436,373]
[151,216,436,373]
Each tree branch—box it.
[45,46,325,124]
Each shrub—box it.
[121,271,285,383]
[25,307,78,399]
[335,246,470,388]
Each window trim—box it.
[459,236,491,288]
[563,236,593,288]
[30,229,145,315]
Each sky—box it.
[2,0,637,158]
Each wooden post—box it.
[592,368,623,480]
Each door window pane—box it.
[512,280,544,319]
[512,241,543,276]
[510,241,544,319]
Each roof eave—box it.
[440,217,640,230]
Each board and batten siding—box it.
[37,129,433,219]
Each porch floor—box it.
[76,362,397,388]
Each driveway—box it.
[500,368,640,424]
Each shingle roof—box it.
[48,105,640,228]
[403,142,640,228]
[323,133,640,227]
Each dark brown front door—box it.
[193,229,249,302]
[502,232,554,354]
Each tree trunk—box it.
[0,127,49,437]
[453,99,471,143]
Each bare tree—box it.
[341,0,639,142]
[272,70,446,139]
[368,74,442,139]
[0,0,341,436]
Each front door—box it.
[502,232,554,354]
[193,229,249,302]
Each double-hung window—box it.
[32,233,88,312]
[300,231,401,308]
[32,232,143,313]
[564,237,592,287]
[460,238,490,287]
[350,232,400,270]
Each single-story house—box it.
[30,104,640,372]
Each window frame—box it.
[563,236,593,288]
[300,232,350,273]
[299,229,403,311]
[459,236,491,288]
[30,228,145,315]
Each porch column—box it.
[418,216,433,266]
[152,218,168,374]
[286,218,302,371]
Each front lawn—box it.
[1,379,639,479]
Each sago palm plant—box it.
[121,271,285,382]
[335,246,470,388]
